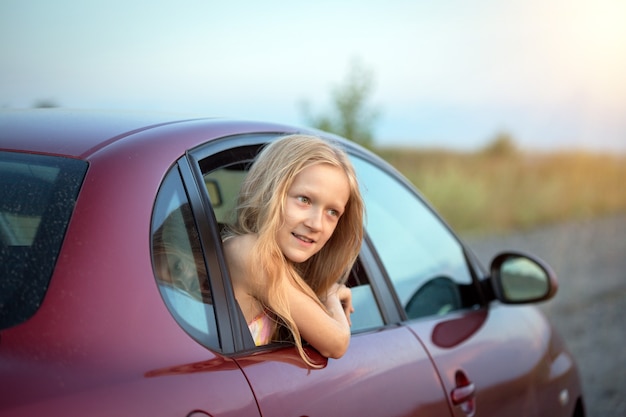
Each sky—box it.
[1,0,625,152]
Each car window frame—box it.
[182,133,281,354]
[175,154,251,354]
[181,132,409,353]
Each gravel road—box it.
[462,214,626,416]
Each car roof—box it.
[0,109,218,159]
[0,109,362,165]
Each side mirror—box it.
[490,252,558,304]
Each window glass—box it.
[351,156,474,320]
[345,259,384,332]
[0,151,87,329]
[151,168,218,349]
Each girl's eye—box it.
[297,196,310,204]
[328,209,339,217]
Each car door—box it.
[233,253,453,417]
[185,134,455,417]
[351,153,565,416]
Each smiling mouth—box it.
[292,233,314,244]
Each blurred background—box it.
[2,1,625,414]
[1,0,625,153]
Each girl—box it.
[222,134,364,367]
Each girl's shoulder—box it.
[223,233,257,256]
[223,233,258,276]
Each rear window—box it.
[0,151,87,329]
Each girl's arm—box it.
[281,278,353,359]
[228,234,353,359]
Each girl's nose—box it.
[305,208,323,231]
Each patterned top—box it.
[248,310,273,346]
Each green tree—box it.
[33,99,60,109]
[480,131,518,157]
[300,59,380,148]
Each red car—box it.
[0,109,585,416]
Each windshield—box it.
[0,151,87,329]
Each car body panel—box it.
[1,111,269,415]
[237,326,453,416]
[344,143,584,417]
[0,109,585,416]
[405,306,582,416]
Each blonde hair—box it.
[225,134,364,366]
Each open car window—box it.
[198,137,386,335]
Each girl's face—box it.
[277,163,350,263]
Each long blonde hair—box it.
[224,134,364,366]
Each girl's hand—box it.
[280,278,353,359]
[326,283,354,326]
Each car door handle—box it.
[451,370,476,416]
[451,382,475,405]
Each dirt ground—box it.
[463,214,626,417]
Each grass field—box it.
[375,147,626,235]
